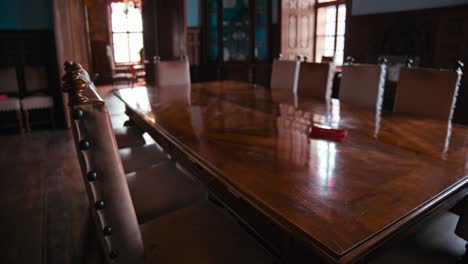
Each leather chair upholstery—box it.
[394,67,462,121]
[20,66,55,131]
[154,59,190,87]
[80,63,146,149]
[339,64,387,110]
[296,62,335,100]
[65,60,206,215]
[0,67,23,132]
[64,63,145,262]
[270,58,300,93]
[64,62,274,263]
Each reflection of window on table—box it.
[111,2,144,64]
[315,0,347,65]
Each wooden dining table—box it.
[114,80,468,263]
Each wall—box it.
[0,0,52,30]
[346,4,468,124]
[187,0,201,27]
[353,0,468,15]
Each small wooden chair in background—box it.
[339,57,387,110]
[393,61,463,122]
[153,56,191,86]
[321,56,334,63]
[270,54,301,93]
[296,59,335,101]
[106,45,135,87]
[21,65,55,131]
[0,67,23,133]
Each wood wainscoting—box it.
[346,4,468,124]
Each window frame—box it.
[109,1,144,65]
[313,0,348,64]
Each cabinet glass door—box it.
[222,0,250,62]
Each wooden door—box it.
[281,0,315,60]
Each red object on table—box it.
[308,124,347,142]
[0,94,9,100]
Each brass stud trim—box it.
[87,171,97,181]
[95,200,105,210]
[103,226,112,236]
[79,140,91,150]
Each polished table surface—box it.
[115,81,468,263]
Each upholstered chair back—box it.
[270,58,300,93]
[154,58,191,86]
[24,66,48,92]
[296,62,335,100]
[63,62,144,264]
[394,66,462,121]
[0,67,19,93]
[339,64,387,109]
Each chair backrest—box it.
[154,57,191,86]
[296,62,335,100]
[321,56,334,63]
[106,45,116,71]
[62,62,144,264]
[394,66,462,121]
[270,58,300,93]
[24,65,48,93]
[339,64,387,109]
[0,67,19,94]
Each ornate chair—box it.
[0,67,23,133]
[296,61,335,101]
[270,54,301,93]
[20,65,55,131]
[153,56,191,86]
[63,61,206,224]
[106,45,135,87]
[70,63,169,172]
[321,56,334,63]
[63,61,274,263]
[339,57,387,110]
[393,61,463,121]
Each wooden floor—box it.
[0,85,465,264]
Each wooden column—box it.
[53,0,91,128]
[142,0,187,84]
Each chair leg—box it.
[24,110,31,132]
[16,110,24,134]
[49,108,56,129]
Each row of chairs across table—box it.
[62,56,466,263]
[271,55,462,122]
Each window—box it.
[110,2,143,64]
[315,0,347,65]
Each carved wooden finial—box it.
[378,57,388,65]
[296,55,302,62]
[406,57,414,68]
[303,56,308,62]
[345,56,355,65]
[62,61,90,105]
